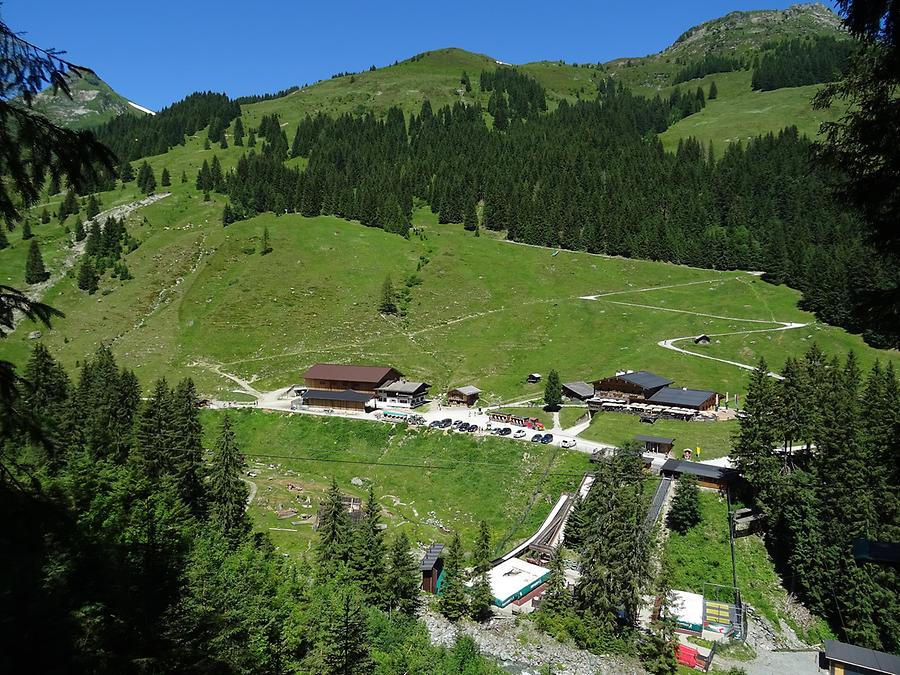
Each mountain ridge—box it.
[32,69,152,129]
[33,3,846,128]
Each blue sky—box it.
[4,1,839,110]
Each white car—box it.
[513,429,527,439]
[560,439,577,449]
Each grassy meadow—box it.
[5,56,895,403]
[659,71,839,155]
[203,408,589,557]
[6,165,897,402]
[581,413,739,460]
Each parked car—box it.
[531,434,543,442]
[500,427,512,436]
[513,429,526,439]
[440,418,452,428]
[452,420,462,428]
[561,439,576,448]
[541,433,554,444]
[457,423,470,432]
[429,420,441,428]
[466,425,478,433]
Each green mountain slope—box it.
[248,47,601,124]
[657,70,839,154]
[4,128,896,401]
[5,4,889,400]
[32,70,150,128]
[242,4,847,155]
[605,2,845,91]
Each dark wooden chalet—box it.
[592,371,674,401]
[646,387,718,411]
[303,363,401,394]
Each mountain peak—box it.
[664,2,844,59]
[32,71,150,129]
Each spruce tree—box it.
[378,276,397,315]
[21,220,32,240]
[210,155,223,192]
[348,485,387,607]
[641,565,678,675]
[260,226,272,255]
[119,160,134,182]
[708,80,718,100]
[222,203,234,226]
[576,449,649,626]
[384,529,420,615]
[77,257,98,294]
[73,219,86,242]
[666,474,701,534]
[58,189,78,223]
[39,207,50,224]
[161,167,171,187]
[438,531,469,621]
[316,477,351,569]
[85,194,100,220]
[133,378,176,480]
[732,358,779,510]
[540,549,571,616]
[25,239,48,284]
[563,494,588,550]
[233,117,244,146]
[0,225,7,250]
[142,164,156,194]
[463,201,478,231]
[544,368,562,409]
[208,414,250,543]
[469,520,494,620]
[203,137,211,150]
[247,129,256,147]
[196,159,211,192]
[22,343,71,465]
[317,584,372,675]
[172,378,207,517]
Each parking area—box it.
[394,405,611,455]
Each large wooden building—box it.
[303,363,401,394]
[647,387,718,411]
[592,371,674,401]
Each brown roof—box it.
[303,363,399,383]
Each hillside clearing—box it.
[203,408,589,557]
[6,185,897,402]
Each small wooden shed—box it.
[562,381,594,401]
[635,434,675,454]
[660,459,735,490]
[448,386,481,406]
[420,543,445,593]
